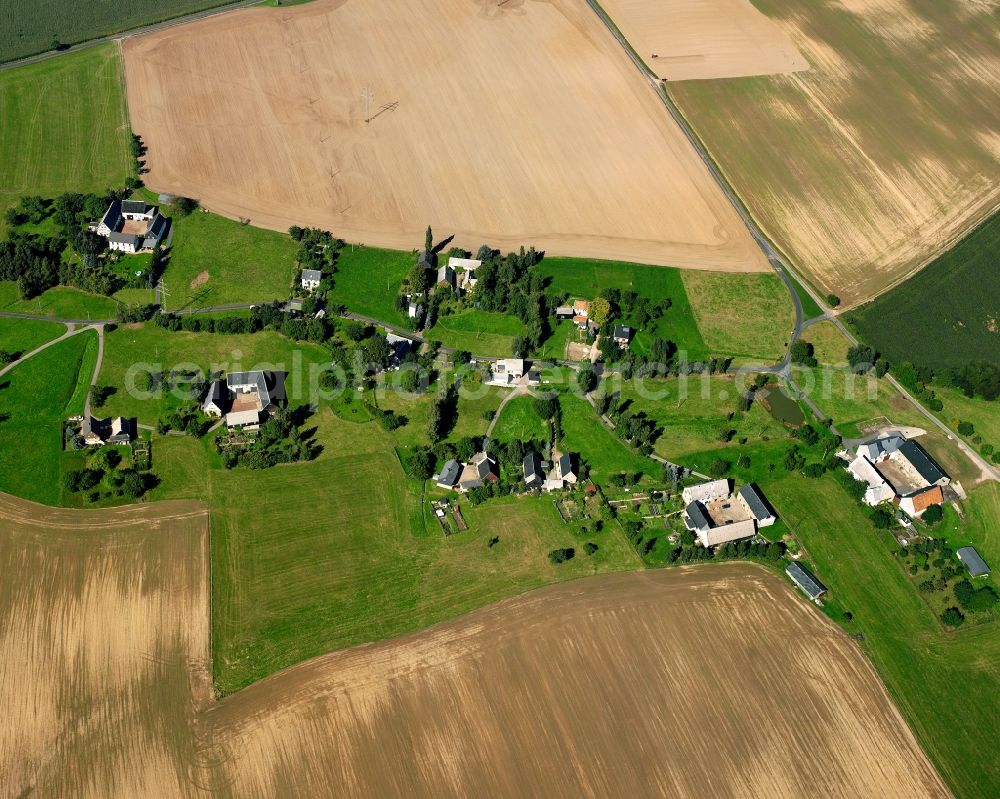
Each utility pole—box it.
[157,279,170,313]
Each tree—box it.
[425,225,433,254]
[584,542,599,556]
[576,365,598,394]
[826,294,841,307]
[708,458,731,478]
[533,395,558,420]
[922,504,943,525]
[870,507,895,529]
[120,470,145,500]
[407,447,436,480]
[847,344,877,373]
[511,335,530,358]
[783,447,805,472]
[957,420,975,437]
[790,340,817,367]
[940,607,965,627]
[406,262,432,294]
[589,296,611,327]
[548,547,575,564]
[400,368,422,393]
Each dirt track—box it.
[0,492,950,798]
[122,0,768,273]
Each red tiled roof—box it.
[911,486,943,513]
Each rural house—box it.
[682,479,777,547]
[847,434,949,518]
[572,299,591,330]
[488,358,538,386]
[386,332,413,365]
[202,370,284,429]
[786,562,827,600]
[81,416,137,446]
[523,452,544,489]
[542,451,577,492]
[435,459,461,490]
[96,199,167,254]
[449,257,480,295]
[458,452,499,492]
[300,269,322,291]
[613,325,632,348]
[408,300,424,320]
[555,305,574,319]
[436,265,456,291]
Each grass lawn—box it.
[803,320,850,365]
[427,310,526,358]
[327,244,413,326]
[0,281,121,320]
[0,330,95,504]
[211,409,641,693]
[617,374,789,460]
[491,395,548,443]
[765,471,1000,799]
[0,317,65,355]
[557,390,658,481]
[161,211,298,309]
[537,320,575,360]
[537,256,708,358]
[0,45,132,236]
[680,271,793,363]
[931,384,1000,454]
[792,365,927,438]
[97,324,331,422]
[792,277,823,319]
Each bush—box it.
[707,458,731,478]
[584,542,599,556]
[406,447,436,480]
[921,504,943,524]
[826,294,841,308]
[957,420,975,436]
[940,607,965,627]
[576,365,598,394]
[870,507,895,529]
[548,547,575,564]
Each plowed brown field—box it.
[121,0,769,273]
[1,495,948,799]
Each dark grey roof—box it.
[301,268,322,282]
[475,452,497,480]
[558,452,573,477]
[100,200,121,228]
[108,232,140,247]
[738,483,774,521]
[684,501,712,532]
[898,440,947,486]
[226,370,284,409]
[143,213,167,248]
[437,459,460,487]
[786,562,827,599]
[523,452,543,483]
[957,547,990,577]
[122,199,148,214]
[614,325,631,339]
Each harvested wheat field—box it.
[1,501,947,798]
[206,565,947,798]
[600,0,808,80]
[122,0,768,273]
[667,0,1000,305]
[0,494,212,799]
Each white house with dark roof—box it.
[682,479,777,547]
[81,416,136,446]
[458,452,499,492]
[847,434,949,517]
[436,459,461,490]
[96,199,167,254]
[202,371,283,429]
[300,269,322,292]
[613,325,632,348]
[542,451,577,492]
[523,452,544,489]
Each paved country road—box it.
[0,0,263,72]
